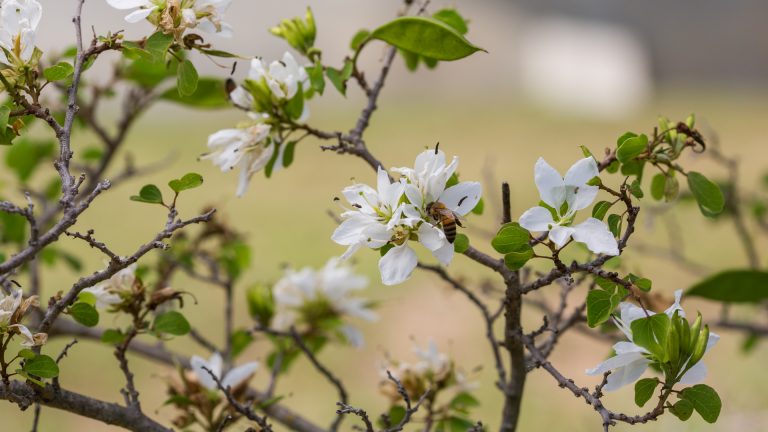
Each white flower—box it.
[182,0,233,37]
[0,0,42,64]
[585,290,720,391]
[0,288,23,327]
[332,168,419,285]
[190,352,258,392]
[412,340,450,376]
[519,157,618,255]
[10,324,46,347]
[201,123,273,197]
[105,0,158,24]
[248,52,309,101]
[395,149,482,266]
[81,263,137,308]
[272,258,377,347]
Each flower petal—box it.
[663,289,685,318]
[106,0,152,9]
[191,353,222,391]
[332,215,374,246]
[431,240,454,266]
[586,350,646,376]
[548,225,575,248]
[519,206,555,232]
[222,362,258,389]
[564,157,599,188]
[379,244,417,285]
[678,361,707,385]
[534,158,566,209]
[440,182,482,216]
[418,223,445,251]
[124,6,156,23]
[603,356,650,392]
[571,217,619,255]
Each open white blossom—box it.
[105,0,157,23]
[0,288,23,327]
[331,168,419,285]
[11,323,46,347]
[0,0,42,64]
[190,352,258,391]
[585,290,720,391]
[81,263,137,309]
[519,157,619,255]
[180,0,233,37]
[201,123,273,197]
[248,52,309,102]
[272,257,377,347]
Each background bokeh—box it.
[2,0,768,430]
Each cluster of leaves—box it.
[130,172,203,207]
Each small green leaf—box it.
[686,270,768,303]
[326,67,346,96]
[160,78,229,108]
[350,29,371,50]
[687,171,724,217]
[432,9,469,35]
[43,62,75,81]
[231,329,254,359]
[503,244,533,271]
[0,106,10,131]
[370,16,485,61]
[17,349,35,360]
[629,178,644,198]
[145,31,174,60]
[169,172,203,193]
[101,329,126,345]
[453,233,469,253]
[586,289,615,327]
[631,314,670,361]
[669,398,694,421]
[607,214,622,238]
[282,141,298,168]
[592,201,612,221]
[177,60,199,97]
[680,384,721,423]
[650,174,666,201]
[449,392,479,410]
[130,184,164,204]
[69,302,99,327]
[617,134,648,164]
[617,131,638,146]
[634,378,659,407]
[153,311,191,336]
[635,278,652,292]
[491,222,530,254]
[23,354,59,378]
[77,291,97,307]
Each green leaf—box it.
[43,62,75,81]
[307,62,325,95]
[169,172,203,193]
[160,78,229,108]
[617,134,648,163]
[687,171,724,217]
[631,314,670,361]
[371,16,485,61]
[471,197,484,215]
[634,378,659,407]
[680,384,721,423]
[350,29,371,50]
[153,311,191,336]
[686,270,768,303]
[325,67,346,95]
[449,392,479,411]
[592,201,612,221]
[453,233,469,253]
[285,86,305,120]
[0,105,10,131]
[5,139,56,182]
[231,329,254,359]
[607,214,622,238]
[635,278,652,292]
[432,9,469,35]
[145,31,174,60]
[586,289,621,328]
[669,398,694,421]
[629,178,644,199]
[387,405,407,426]
[177,60,199,97]
[17,349,35,360]
[491,222,530,254]
[282,141,298,168]
[69,302,99,327]
[650,174,666,201]
[617,131,638,146]
[130,184,164,204]
[23,354,59,378]
[503,244,533,271]
[101,329,126,345]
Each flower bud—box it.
[685,113,696,128]
[269,8,317,57]
[666,313,680,365]
[688,312,702,353]
[687,324,709,369]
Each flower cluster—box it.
[333,149,482,285]
[203,52,312,196]
[380,340,477,405]
[586,290,719,391]
[0,288,46,347]
[106,0,232,39]
[81,263,138,309]
[0,0,42,71]
[267,257,377,347]
[166,352,258,428]
[519,157,619,255]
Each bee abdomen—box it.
[443,220,457,243]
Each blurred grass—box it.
[2,86,768,431]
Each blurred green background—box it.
[2,0,768,431]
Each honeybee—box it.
[426,200,465,243]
